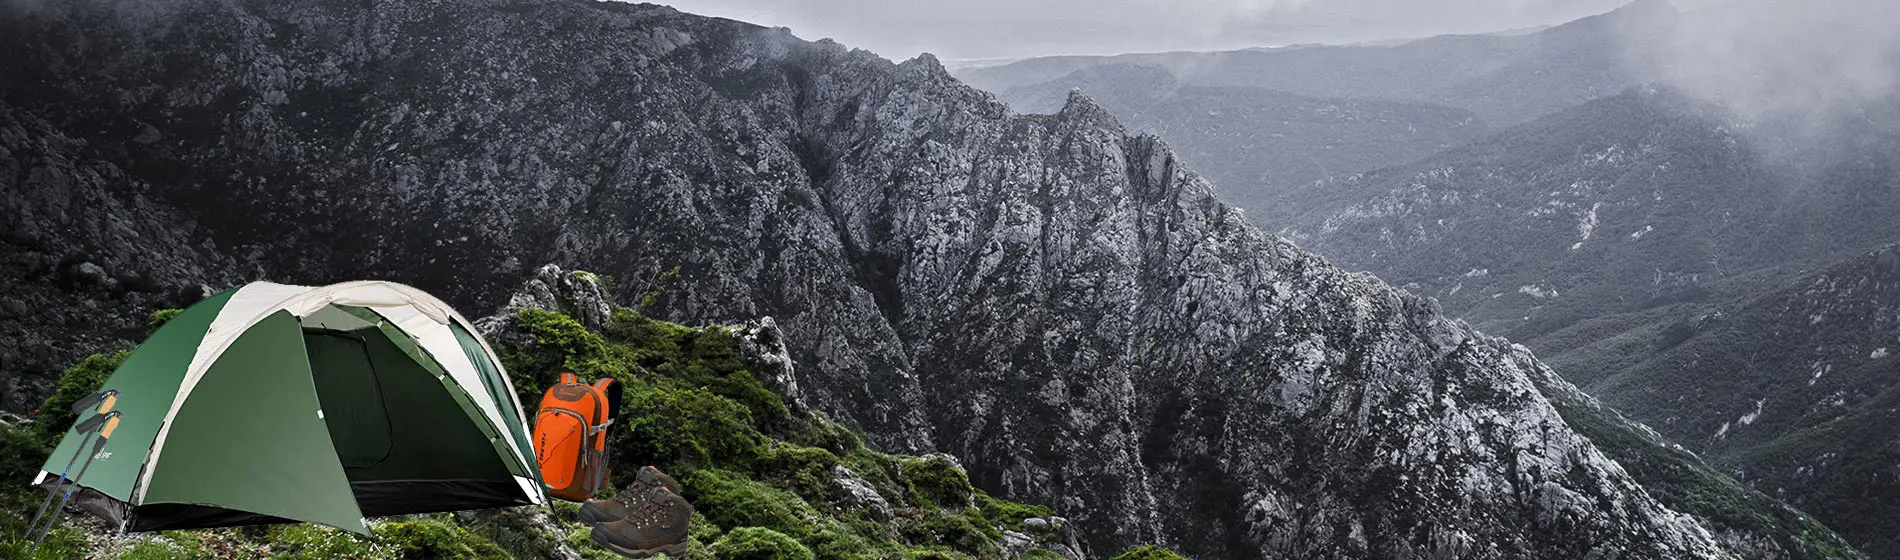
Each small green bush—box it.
[0,424,51,490]
[975,491,1054,531]
[146,308,185,334]
[1110,544,1190,560]
[802,526,885,560]
[375,518,509,559]
[710,527,813,560]
[759,443,841,498]
[684,469,821,539]
[898,509,999,558]
[901,456,973,509]
[624,386,762,469]
[33,351,128,445]
[1021,549,1067,560]
[901,549,977,560]
[787,416,861,458]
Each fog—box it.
[661,0,1627,60]
[1630,0,1900,152]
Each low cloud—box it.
[1627,0,1900,152]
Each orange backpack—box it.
[533,372,621,502]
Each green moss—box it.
[374,518,509,559]
[898,508,1000,558]
[788,414,863,457]
[711,527,814,560]
[842,449,906,504]
[802,526,884,560]
[573,270,618,297]
[268,523,383,559]
[975,491,1054,531]
[901,456,973,509]
[759,443,841,499]
[902,549,977,560]
[500,309,630,405]
[624,386,762,469]
[684,469,821,539]
[1020,549,1067,560]
[1109,545,1190,560]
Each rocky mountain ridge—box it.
[0,0,1861,557]
[954,0,1675,127]
[991,63,1487,211]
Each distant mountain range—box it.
[991,64,1486,210]
[1230,49,1900,560]
[953,2,1900,557]
[957,0,1675,217]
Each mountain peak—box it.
[898,52,951,80]
[1057,88,1122,129]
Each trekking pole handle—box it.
[99,414,121,438]
[72,411,113,434]
[71,390,119,415]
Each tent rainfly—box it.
[32,281,545,534]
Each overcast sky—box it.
[658,0,1637,60]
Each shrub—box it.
[623,386,762,469]
[33,351,128,445]
[898,509,999,558]
[802,526,883,560]
[0,424,51,489]
[1110,545,1190,560]
[758,443,841,498]
[146,309,184,334]
[375,518,508,559]
[1021,549,1067,560]
[901,549,976,560]
[710,527,813,560]
[606,308,693,364]
[900,456,972,509]
[684,469,821,539]
[975,491,1054,531]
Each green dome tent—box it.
[32,281,545,535]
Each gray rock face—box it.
[0,0,1857,558]
[476,264,616,341]
[1011,517,1086,560]
[734,317,806,414]
[828,464,893,520]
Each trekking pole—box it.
[29,411,121,553]
[25,391,118,535]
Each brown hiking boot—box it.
[589,487,693,559]
[580,466,684,524]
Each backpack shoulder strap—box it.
[591,378,622,424]
[559,372,578,386]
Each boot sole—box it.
[589,527,688,559]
